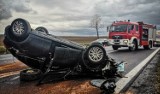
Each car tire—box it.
[83,44,107,72]
[20,69,42,81]
[10,18,31,42]
[112,46,118,50]
[35,27,49,34]
[4,25,11,37]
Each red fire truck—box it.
[108,20,156,51]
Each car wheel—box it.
[20,69,42,81]
[4,25,11,37]
[10,18,31,42]
[112,46,118,50]
[83,45,107,72]
[35,27,49,34]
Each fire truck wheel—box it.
[112,46,118,50]
[144,42,152,49]
[20,69,42,81]
[129,41,137,51]
[143,46,148,49]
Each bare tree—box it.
[90,14,102,38]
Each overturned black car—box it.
[3,18,124,93]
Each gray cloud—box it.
[95,0,160,25]
[29,0,95,22]
[0,0,12,20]
[31,0,83,12]
[0,0,160,36]
[0,0,33,21]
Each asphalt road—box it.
[0,54,17,65]
[105,46,157,75]
[0,46,158,94]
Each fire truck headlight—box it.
[123,40,128,44]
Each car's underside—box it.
[3,18,124,94]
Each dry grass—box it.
[0,61,27,74]
[0,34,108,45]
[62,36,108,48]
[0,46,6,54]
[0,35,4,46]
[0,34,108,54]
[61,36,108,44]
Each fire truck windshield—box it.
[110,25,128,32]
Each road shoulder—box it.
[126,51,160,94]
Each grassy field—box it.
[0,35,4,46]
[0,35,5,54]
[62,36,108,44]
[0,34,108,45]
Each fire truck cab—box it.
[108,20,156,51]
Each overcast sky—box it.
[0,0,160,36]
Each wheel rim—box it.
[132,42,135,50]
[88,47,104,62]
[12,20,25,35]
[133,44,135,50]
[26,70,34,73]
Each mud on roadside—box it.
[126,51,160,94]
[0,61,27,74]
[0,61,101,94]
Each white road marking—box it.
[115,47,160,93]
